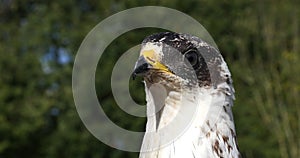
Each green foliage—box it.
[0,0,299,158]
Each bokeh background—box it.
[0,0,299,158]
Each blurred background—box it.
[0,0,299,158]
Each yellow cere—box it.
[141,49,172,74]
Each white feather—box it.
[140,84,240,158]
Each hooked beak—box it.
[132,56,151,80]
[132,50,171,80]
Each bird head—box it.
[132,32,230,91]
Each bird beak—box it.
[132,50,171,80]
[132,56,151,80]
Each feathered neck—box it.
[139,82,240,158]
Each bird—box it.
[132,32,241,158]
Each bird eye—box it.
[184,49,198,67]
